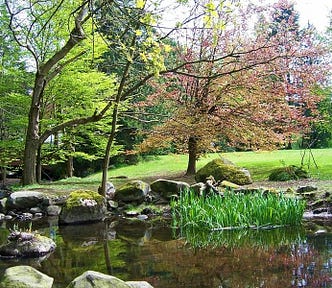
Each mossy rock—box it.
[114,180,150,203]
[268,165,308,182]
[195,159,252,185]
[0,265,54,288]
[65,190,104,209]
[59,190,106,225]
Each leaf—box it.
[136,0,145,9]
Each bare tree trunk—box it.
[67,143,75,178]
[185,136,198,175]
[23,75,44,185]
[36,145,42,183]
[1,167,6,186]
[100,105,118,196]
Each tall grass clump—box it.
[171,189,306,232]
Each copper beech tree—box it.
[138,0,330,174]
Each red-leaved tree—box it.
[138,0,330,174]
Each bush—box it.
[268,165,308,181]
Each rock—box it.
[0,213,5,220]
[66,270,131,288]
[0,184,12,199]
[137,214,148,221]
[296,185,318,194]
[108,200,119,209]
[114,180,150,203]
[46,205,62,216]
[0,265,54,288]
[6,191,49,210]
[190,182,206,196]
[0,198,7,214]
[268,165,308,181]
[17,212,33,221]
[220,180,240,189]
[106,182,116,199]
[127,281,154,288]
[0,231,56,258]
[30,207,42,214]
[150,179,190,199]
[195,159,252,185]
[125,210,139,217]
[59,190,106,225]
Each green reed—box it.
[171,189,306,232]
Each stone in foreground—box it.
[127,281,154,288]
[66,270,132,288]
[0,265,53,288]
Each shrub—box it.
[268,165,308,181]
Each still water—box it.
[0,217,332,288]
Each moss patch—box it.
[65,190,104,209]
[268,165,308,182]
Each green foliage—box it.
[268,165,308,181]
[171,189,306,232]
[65,190,104,209]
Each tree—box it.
[138,0,330,174]
[4,0,122,185]
[0,3,31,183]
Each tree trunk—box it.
[1,167,6,186]
[185,136,198,175]
[100,105,118,196]
[22,74,45,185]
[36,146,42,183]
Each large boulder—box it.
[6,191,49,210]
[59,190,106,225]
[150,179,190,199]
[114,180,150,203]
[0,265,53,288]
[195,159,252,185]
[0,231,56,258]
[66,270,131,288]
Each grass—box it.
[171,189,306,232]
[85,148,332,182]
[14,148,332,192]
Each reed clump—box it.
[171,189,306,232]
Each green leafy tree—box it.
[0,3,31,183]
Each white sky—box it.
[294,0,332,31]
[160,0,332,32]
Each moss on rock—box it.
[195,159,252,185]
[65,190,104,209]
[268,165,308,182]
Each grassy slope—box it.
[19,148,332,192]
[96,148,332,181]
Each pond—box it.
[0,217,332,288]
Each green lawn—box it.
[19,148,332,192]
[88,148,332,182]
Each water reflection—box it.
[0,218,331,287]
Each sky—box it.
[294,0,332,31]
[160,0,332,32]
